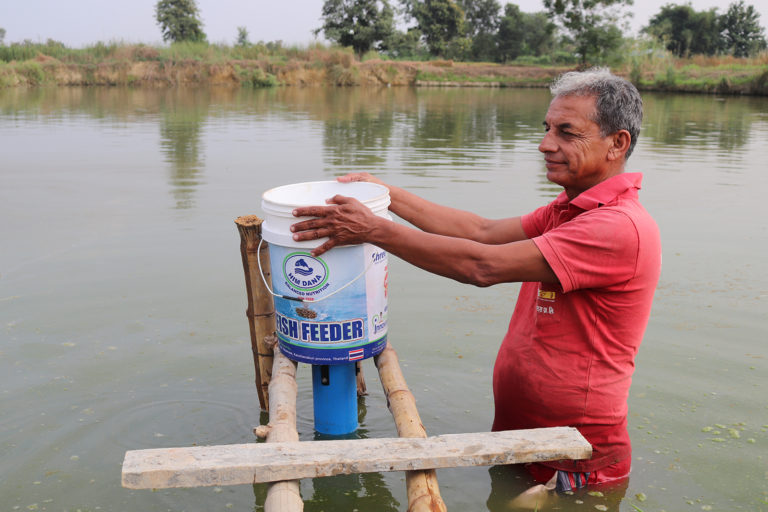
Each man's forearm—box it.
[369,216,556,287]
[388,185,502,242]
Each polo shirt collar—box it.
[555,172,643,211]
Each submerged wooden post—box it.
[264,342,303,511]
[235,215,275,411]
[375,342,447,512]
[356,361,367,396]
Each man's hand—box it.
[336,172,387,189]
[290,195,380,257]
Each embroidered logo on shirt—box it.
[538,290,556,301]
[536,288,556,315]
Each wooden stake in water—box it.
[375,342,447,512]
[235,215,275,412]
[264,344,303,511]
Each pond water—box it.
[1,85,766,512]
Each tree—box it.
[0,28,6,46]
[405,0,466,56]
[643,4,724,57]
[543,0,632,66]
[155,0,206,43]
[236,26,249,47]
[382,28,429,58]
[458,0,501,60]
[317,0,395,58]
[720,1,767,57]
[459,0,500,36]
[497,3,555,62]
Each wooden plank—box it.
[122,427,591,489]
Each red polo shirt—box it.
[492,172,661,472]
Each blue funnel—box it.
[312,363,358,435]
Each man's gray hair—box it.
[550,67,643,159]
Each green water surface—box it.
[1,86,767,511]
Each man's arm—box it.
[290,195,557,287]
[338,173,529,244]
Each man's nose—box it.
[538,131,556,153]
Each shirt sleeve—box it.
[521,204,552,239]
[532,208,640,293]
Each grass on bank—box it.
[1,39,767,94]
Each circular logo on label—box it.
[283,252,329,292]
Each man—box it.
[290,67,661,490]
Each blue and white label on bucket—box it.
[282,253,329,295]
[270,243,388,365]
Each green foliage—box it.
[629,59,642,85]
[496,3,524,61]
[657,65,677,88]
[361,49,385,61]
[0,39,69,62]
[445,36,473,60]
[155,0,206,43]
[85,41,120,59]
[317,0,395,58]
[511,51,576,65]
[381,28,429,59]
[459,0,500,36]
[750,69,768,94]
[720,1,767,57]
[458,0,501,60]
[328,63,360,85]
[497,4,555,62]
[0,27,6,45]
[643,4,723,57]
[16,61,46,85]
[235,65,278,87]
[543,0,632,66]
[415,68,552,85]
[644,1,767,58]
[0,63,15,88]
[236,26,250,48]
[407,0,466,56]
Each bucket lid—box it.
[261,180,391,247]
[262,180,389,212]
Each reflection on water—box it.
[304,416,401,512]
[643,93,763,152]
[1,85,767,512]
[251,396,401,512]
[159,90,209,209]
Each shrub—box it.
[629,59,643,85]
[750,69,768,95]
[235,65,278,87]
[328,63,358,86]
[16,61,45,85]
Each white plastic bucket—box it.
[261,181,390,365]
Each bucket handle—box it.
[257,237,375,304]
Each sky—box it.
[1,0,766,48]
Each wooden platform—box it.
[122,426,590,489]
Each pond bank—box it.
[2,55,767,95]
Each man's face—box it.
[539,94,619,198]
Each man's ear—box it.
[607,130,631,161]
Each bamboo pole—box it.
[264,342,303,511]
[374,342,447,512]
[235,215,275,411]
[356,361,367,396]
